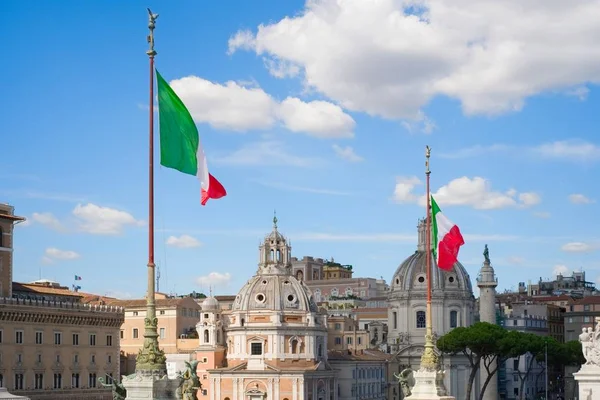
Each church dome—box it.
[201,296,220,311]
[390,219,473,295]
[232,274,318,313]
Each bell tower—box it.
[257,212,292,275]
[195,294,226,393]
[0,204,26,298]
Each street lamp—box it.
[545,339,548,400]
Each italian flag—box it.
[431,195,464,271]
[155,69,227,205]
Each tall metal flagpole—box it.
[136,8,166,374]
[420,145,438,371]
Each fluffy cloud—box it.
[29,212,65,231]
[166,235,202,249]
[168,76,354,138]
[213,140,323,167]
[42,247,80,264]
[72,203,144,235]
[552,264,570,277]
[393,176,540,210]
[196,272,232,287]
[229,0,600,119]
[561,242,597,253]
[569,194,595,204]
[332,145,363,162]
[534,140,600,162]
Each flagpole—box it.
[136,8,166,373]
[419,145,438,371]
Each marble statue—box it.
[98,376,127,400]
[394,368,414,397]
[176,360,201,400]
[580,321,600,365]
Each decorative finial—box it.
[425,145,431,174]
[483,244,490,264]
[273,210,278,229]
[209,285,213,297]
[146,8,159,57]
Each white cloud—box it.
[278,97,355,138]
[393,176,540,210]
[229,0,600,119]
[168,76,354,138]
[566,86,590,101]
[42,247,80,264]
[196,272,232,287]
[72,203,144,235]
[401,112,437,134]
[213,141,322,167]
[552,264,570,277]
[392,176,422,204]
[30,212,65,231]
[569,194,595,204]
[561,242,597,253]
[332,145,363,162]
[534,140,600,162]
[166,235,202,248]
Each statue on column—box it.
[580,320,600,366]
[483,244,490,264]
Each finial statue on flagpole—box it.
[425,145,431,175]
[146,8,158,57]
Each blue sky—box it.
[2,0,600,299]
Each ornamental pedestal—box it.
[122,371,181,400]
[573,364,600,399]
[405,369,455,400]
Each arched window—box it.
[270,249,274,261]
[203,330,209,343]
[291,339,298,354]
[416,311,426,329]
[450,310,458,328]
[276,249,281,261]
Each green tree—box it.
[437,322,513,400]
[532,339,585,394]
[510,333,546,400]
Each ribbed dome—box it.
[233,274,318,313]
[390,219,473,295]
[201,296,220,311]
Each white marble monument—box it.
[573,318,600,399]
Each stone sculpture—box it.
[580,321,600,366]
[98,376,127,400]
[394,368,414,397]
[176,360,201,400]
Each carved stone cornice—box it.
[0,309,124,327]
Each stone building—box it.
[0,203,123,400]
[386,219,478,399]
[196,217,337,400]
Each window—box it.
[204,313,209,319]
[74,354,79,363]
[91,354,96,364]
[133,311,138,316]
[450,311,458,328]
[204,330,209,343]
[160,328,165,339]
[55,354,60,363]
[513,359,519,370]
[358,337,362,345]
[393,312,397,329]
[133,329,139,339]
[335,323,341,330]
[347,337,353,345]
[160,310,165,315]
[0,330,3,343]
[291,339,298,353]
[335,337,342,345]
[14,373,24,390]
[0,374,3,387]
[35,331,43,344]
[584,304,590,311]
[35,373,43,389]
[90,334,96,346]
[72,333,79,345]
[15,330,23,344]
[250,342,263,355]
[89,373,97,388]
[120,330,124,339]
[416,311,426,328]
[584,316,591,323]
[54,332,62,345]
[108,355,112,364]
[17,354,22,363]
[37,354,42,363]
[53,373,62,389]
[106,335,112,346]
[72,373,80,388]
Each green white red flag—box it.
[431,196,464,271]
[155,69,227,205]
